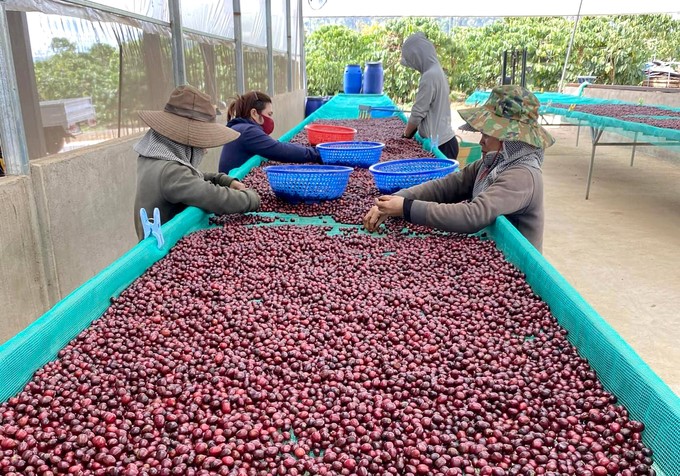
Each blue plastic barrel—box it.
[304,96,327,117]
[343,64,363,94]
[363,61,384,94]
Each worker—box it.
[134,85,260,240]
[219,91,321,173]
[400,32,458,160]
[363,85,555,252]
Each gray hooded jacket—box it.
[401,33,455,146]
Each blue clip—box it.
[140,208,164,249]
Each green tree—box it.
[305,14,680,97]
[305,25,375,95]
[35,38,119,126]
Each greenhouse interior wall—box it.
[0,0,307,343]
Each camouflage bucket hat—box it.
[457,85,555,148]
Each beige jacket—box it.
[396,160,544,251]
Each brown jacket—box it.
[396,160,544,251]
[134,157,260,239]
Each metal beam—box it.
[7,11,46,159]
[168,0,186,86]
[285,0,292,92]
[0,2,30,175]
[265,0,274,96]
[298,0,306,91]
[233,0,245,94]
[558,0,583,93]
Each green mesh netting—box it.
[1,94,678,475]
[465,90,680,147]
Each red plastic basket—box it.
[304,124,357,146]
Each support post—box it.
[168,0,186,86]
[630,132,638,167]
[285,0,292,92]
[585,128,604,200]
[559,0,584,93]
[0,3,30,175]
[233,0,245,94]
[265,0,274,96]
[298,0,306,91]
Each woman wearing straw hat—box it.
[363,85,554,252]
[134,85,260,240]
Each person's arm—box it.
[405,77,434,136]
[242,126,321,163]
[160,162,260,215]
[406,167,536,234]
[203,172,240,188]
[394,161,481,204]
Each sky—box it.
[303,0,680,18]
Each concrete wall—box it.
[563,84,680,108]
[0,177,49,343]
[30,136,141,300]
[0,90,307,344]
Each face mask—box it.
[261,115,275,135]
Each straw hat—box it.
[457,85,555,149]
[138,85,239,148]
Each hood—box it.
[400,32,440,73]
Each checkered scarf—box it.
[472,140,544,198]
[134,129,205,178]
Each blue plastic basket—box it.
[264,165,353,203]
[369,158,460,194]
[317,141,385,168]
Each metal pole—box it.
[265,0,274,96]
[168,0,185,86]
[233,0,245,94]
[298,0,306,91]
[285,0,292,92]
[585,127,603,200]
[0,2,30,175]
[559,0,583,93]
[630,132,638,167]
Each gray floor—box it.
[457,121,680,396]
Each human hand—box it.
[375,195,405,218]
[363,205,387,232]
[229,180,247,191]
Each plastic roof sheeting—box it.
[303,0,680,17]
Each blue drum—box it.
[343,64,363,94]
[363,61,384,94]
[304,96,325,117]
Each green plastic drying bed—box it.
[1,94,678,474]
[466,90,680,146]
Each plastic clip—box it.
[140,208,165,249]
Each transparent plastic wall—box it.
[180,0,233,39]
[272,0,288,94]
[241,0,267,48]
[22,11,173,156]
[184,37,238,107]
[1,0,303,168]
